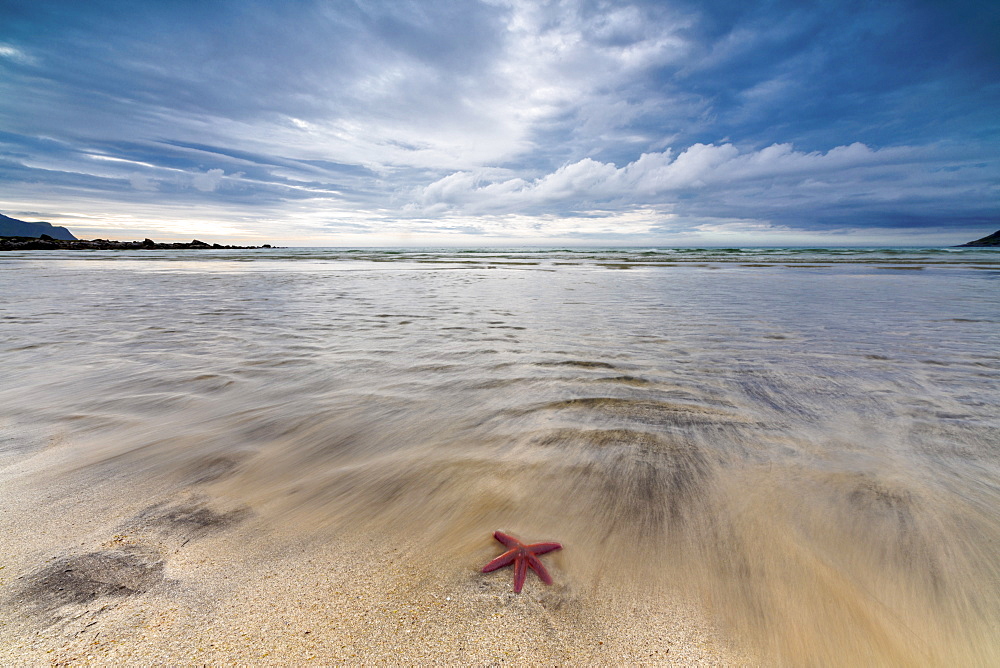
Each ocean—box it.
[2,246,998,664]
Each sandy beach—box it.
[2,252,999,665]
[0,425,744,665]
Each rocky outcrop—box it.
[0,213,77,240]
[0,236,274,251]
[955,230,1000,247]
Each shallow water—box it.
[2,248,999,664]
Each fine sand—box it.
[0,426,748,665]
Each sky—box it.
[1,0,998,246]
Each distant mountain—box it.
[0,213,77,240]
[955,230,1000,247]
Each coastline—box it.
[0,236,274,251]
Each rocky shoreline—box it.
[0,235,274,251]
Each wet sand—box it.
[2,254,999,664]
[0,431,742,665]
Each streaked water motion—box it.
[2,247,998,664]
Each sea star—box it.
[481,530,562,593]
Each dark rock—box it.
[22,240,58,250]
[955,229,1000,247]
[1,235,279,251]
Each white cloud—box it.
[478,1,695,159]
[396,207,672,240]
[410,141,912,214]
[693,220,793,235]
[192,168,226,192]
[0,44,34,64]
[202,1,698,175]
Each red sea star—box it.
[481,530,562,593]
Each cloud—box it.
[192,168,226,192]
[410,141,915,213]
[0,44,34,64]
[129,173,158,191]
[0,1,997,243]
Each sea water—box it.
[2,247,998,664]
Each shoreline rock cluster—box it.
[0,235,274,251]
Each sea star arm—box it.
[513,554,528,593]
[526,553,553,585]
[482,549,518,573]
[493,531,523,548]
[526,542,562,555]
